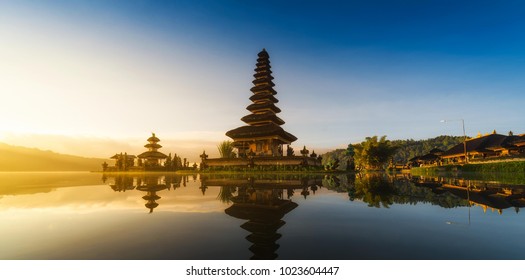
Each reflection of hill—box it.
[0,142,104,171]
[0,172,101,196]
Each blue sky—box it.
[1,0,524,159]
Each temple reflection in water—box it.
[105,174,188,213]
[103,173,525,215]
[201,175,322,259]
[101,173,525,259]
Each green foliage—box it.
[413,161,525,184]
[346,144,355,157]
[217,186,236,204]
[321,149,354,171]
[353,173,395,208]
[217,141,236,158]
[460,161,525,173]
[353,136,398,170]
[391,135,464,164]
[321,173,467,208]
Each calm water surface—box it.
[1,172,524,260]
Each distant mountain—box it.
[0,142,106,171]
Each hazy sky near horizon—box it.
[1,0,525,160]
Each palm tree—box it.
[218,140,236,158]
[217,186,236,204]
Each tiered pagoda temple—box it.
[137,133,168,167]
[203,49,321,170]
[226,49,297,157]
[103,133,190,172]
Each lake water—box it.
[1,172,524,260]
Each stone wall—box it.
[205,156,321,168]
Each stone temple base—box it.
[204,156,321,170]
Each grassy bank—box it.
[412,161,525,173]
[411,161,525,184]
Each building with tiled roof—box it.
[441,131,525,164]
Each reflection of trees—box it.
[321,173,468,209]
[353,173,396,208]
[393,176,468,208]
[110,175,135,192]
[217,186,236,204]
[322,174,355,193]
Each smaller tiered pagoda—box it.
[138,133,168,168]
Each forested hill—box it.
[0,142,105,171]
[391,135,464,164]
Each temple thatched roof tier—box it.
[241,112,285,126]
[441,133,514,157]
[226,123,297,143]
[246,102,281,113]
[250,84,277,94]
[253,78,275,87]
[144,143,162,149]
[110,154,136,159]
[147,134,160,142]
[254,71,273,78]
[258,48,269,57]
[137,151,168,159]
[250,92,278,103]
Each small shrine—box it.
[137,133,168,167]
[103,133,193,172]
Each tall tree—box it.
[321,149,353,171]
[353,136,398,170]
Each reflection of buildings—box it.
[202,175,322,259]
[135,176,168,213]
[107,175,184,213]
[412,176,525,214]
[225,188,297,260]
[204,49,321,170]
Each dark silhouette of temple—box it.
[225,188,297,260]
[204,49,321,170]
[226,49,297,157]
[102,133,192,172]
